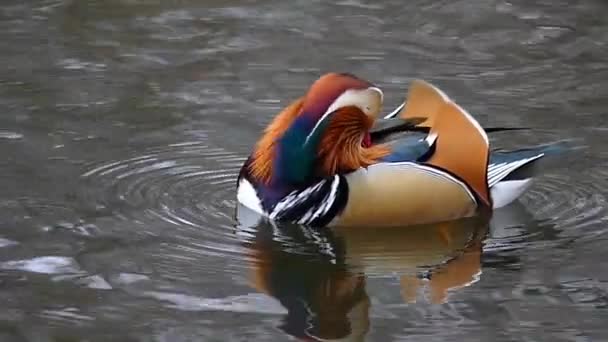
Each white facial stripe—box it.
[325,87,383,116]
[304,87,383,145]
[368,87,384,103]
[304,111,334,145]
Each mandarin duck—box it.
[237,73,564,227]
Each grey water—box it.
[1,0,607,341]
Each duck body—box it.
[237,73,565,228]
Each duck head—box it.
[249,73,390,187]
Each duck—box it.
[237,72,565,227]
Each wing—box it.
[379,91,492,206]
[424,101,491,206]
[375,79,527,143]
[488,149,545,187]
[386,79,450,125]
[379,133,434,163]
[372,79,449,162]
[371,117,529,143]
[369,117,426,142]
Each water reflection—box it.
[2,0,607,340]
[239,211,491,340]
[247,224,368,341]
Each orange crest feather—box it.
[317,107,390,176]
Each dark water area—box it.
[1,0,607,341]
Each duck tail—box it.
[490,139,582,183]
[425,101,492,207]
[487,140,583,208]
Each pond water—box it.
[1,0,607,341]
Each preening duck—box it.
[237,72,563,227]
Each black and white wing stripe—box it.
[487,153,544,187]
[269,175,348,227]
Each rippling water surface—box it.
[1,0,607,341]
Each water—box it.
[1,0,607,340]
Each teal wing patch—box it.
[379,133,433,163]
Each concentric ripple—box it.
[523,165,608,241]
[80,142,247,260]
[483,163,608,257]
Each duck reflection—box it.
[237,209,491,341]
[334,217,488,304]
[245,222,369,341]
